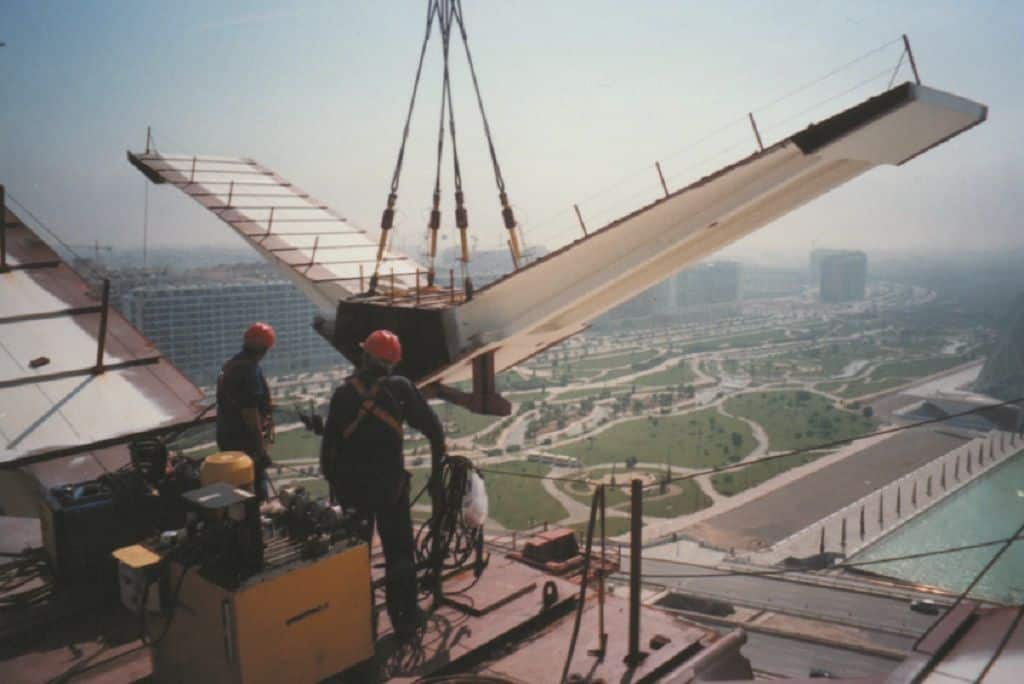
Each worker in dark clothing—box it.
[321,329,446,639]
[216,322,277,501]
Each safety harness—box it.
[341,376,404,439]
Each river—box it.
[852,449,1024,604]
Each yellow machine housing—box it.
[152,540,373,684]
[200,452,255,490]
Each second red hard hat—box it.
[362,329,402,365]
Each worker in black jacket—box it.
[216,322,276,500]
[321,329,446,638]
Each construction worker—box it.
[321,329,446,639]
[216,322,276,501]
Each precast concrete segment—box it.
[129,83,986,390]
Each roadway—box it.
[634,558,942,641]
[740,631,902,678]
[683,428,970,550]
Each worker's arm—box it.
[400,378,446,472]
[241,408,270,465]
[398,378,447,501]
[239,363,271,464]
[320,387,346,482]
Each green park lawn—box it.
[724,390,874,452]
[673,328,791,355]
[556,408,756,470]
[554,468,636,508]
[478,462,569,530]
[632,360,697,387]
[837,376,910,398]
[711,451,829,496]
[436,403,504,438]
[412,463,570,530]
[553,387,627,402]
[871,356,963,380]
[637,480,712,517]
[769,338,880,378]
[269,427,321,461]
[567,515,635,540]
[507,390,550,404]
[595,356,668,382]
[182,426,320,463]
[834,356,963,398]
[571,348,659,372]
[815,379,850,394]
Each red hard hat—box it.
[361,329,402,365]
[243,322,276,349]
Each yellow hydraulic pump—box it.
[200,452,255,490]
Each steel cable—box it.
[639,534,1024,579]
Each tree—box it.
[861,405,874,418]
[731,431,743,448]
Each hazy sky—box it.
[1,1,1021,268]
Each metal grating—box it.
[127,152,430,311]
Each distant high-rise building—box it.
[809,248,847,283]
[676,261,741,308]
[122,280,342,385]
[819,251,867,303]
[600,261,740,321]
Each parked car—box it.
[909,599,941,615]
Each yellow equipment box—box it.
[152,540,373,684]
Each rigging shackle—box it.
[372,192,397,288]
[454,190,470,263]
[427,191,442,286]
[499,191,522,269]
[380,192,397,232]
[454,190,473,297]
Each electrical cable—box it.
[523,36,905,247]
[887,48,908,90]
[451,0,507,193]
[371,0,438,289]
[974,603,1024,683]
[660,395,1024,489]
[437,0,474,293]
[138,557,194,647]
[387,1,438,197]
[414,454,480,574]
[448,0,522,268]
[762,67,894,137]
[751,36,903,118]
[638,534,1024,579]
[559,486,600,684]
[914,517,1024,651]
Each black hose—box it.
[414,455,484,592]
[559,486,601,684]
[139,559,193,647]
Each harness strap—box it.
[342,377,404,439]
